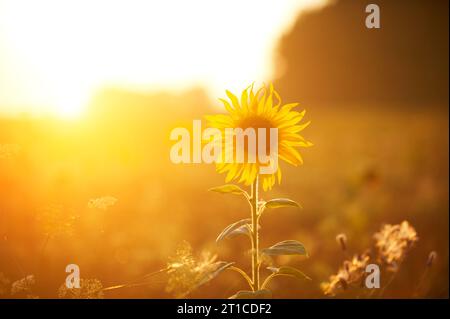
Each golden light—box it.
[0,0,327,119]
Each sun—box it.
[0,0,327,118]
[52,87,89,120]
[56,104,83,120]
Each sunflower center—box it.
[235,116,276,162]
[238,116,274,130]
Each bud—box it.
[426,251,437,267]
[336,233,347,251]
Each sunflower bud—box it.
[426,251,437,267]
[336,233,347,251]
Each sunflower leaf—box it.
[216,219,251,243]
[267,266,312,281]
[209,184,247,196]
[229,289,272,299]
[227,224,252,238]
[262,240,308,256]
[264,198,302,209]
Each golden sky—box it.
[0,0,326,118]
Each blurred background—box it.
[0,0,448,298]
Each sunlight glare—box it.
[0,0,327,118]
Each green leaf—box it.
[216,219,251,243]
[267,266,311,281]
[229,289,272,299]
[229,224,261,238]
[264,198,302,209]
[209,184,247,196]
[262,240,308,256]
[195,261,235,289]
[227,224,252,238]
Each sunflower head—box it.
[205,83,312,191]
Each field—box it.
[1,90,448,298]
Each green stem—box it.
[413,267,429,298]
[378,270,398,298]
[250,175,260,291]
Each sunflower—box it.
[205,83,312,191]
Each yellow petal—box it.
[277,166,282,184]
[241,87,249,114]
[226,90,241,111]
[284,121,311,133]
[273,89,282,110]
[278,118,309,130]
[219,98,235,115]
[273,103,299,121]
[205,114,233,128]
